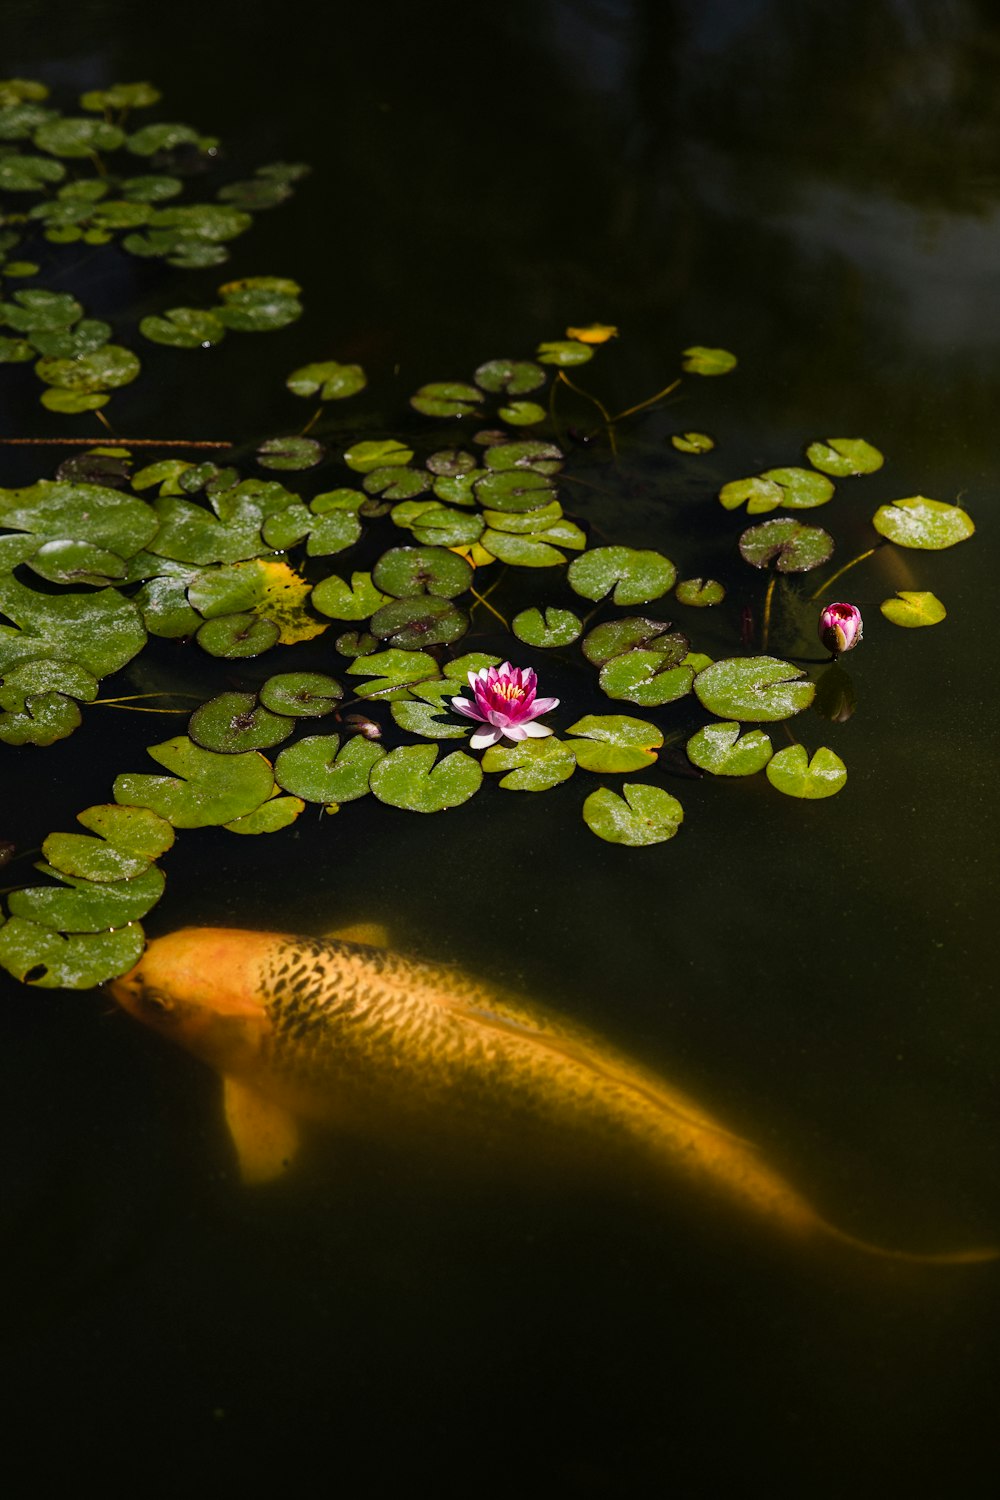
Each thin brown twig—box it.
[0,437,234,448]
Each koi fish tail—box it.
[823,1224,999,1265]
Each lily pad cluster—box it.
[0,80,307,410]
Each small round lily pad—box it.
[765,744,847,799]
[806,438,883,477]
[582,784,684,845]
[694,656,815,722]
[739,518,834,573]
[872,497,974,549]
[686,722,773,776]
[879,591,946,627]
[188,691,294,753]
[258,672,342,716]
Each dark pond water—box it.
[2,1,999,1492]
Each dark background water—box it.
[2,1,999,1493]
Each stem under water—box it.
[761,573,777,651]
[556,370,617,455]
[808,545,880,602]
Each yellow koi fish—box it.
[109,925,996,1265]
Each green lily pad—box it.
[372,545,472,599]
[582,784,684,846]
[133,575,201,637]
[0,918,146,989]
[568,546,677,605]
[29,318,112,358]
[806,437,884,477]
[256,436,325,472]
[344,439,413,473]
[140,307,227,348]
[0,657,98,712]
[196,612,281,658]
[582,617,686,667]
[473,469,555,512]
[149,495,264,564]
[408,506,485,548]
[114,735,274,828]
[370,595,468,649]
[497,401,546,426]
[369,744,482,813]
[0,571,146,678]
[43,802,174,882]
[0,336,33,362]
[686,722,773,776]
[35,344,141,393]
[362,466,430,500]
[481,737,576,791]
[599,651,694,707]
[188,692,294,753]
[274,732,385,806]
[872,497,974,549]
[566,715,663,773]
[214,281,301,331]
[0,479,158,555]
[879,591,946,627]
[442,653,502,683]
[258,672,342,717]
[536,340,593,366]
[484,440,564,475]
[126,122,203,155]
[8,862,165,932]
[695,656,815,722]
[766,744,847,799]
[681,346,737,376]
[671,431,715,454]
[738,518,834,573]
[1,289,82,332]
[675,578,725,607]
[512,606,582,648]
[432,471,483,506]
[120,174,183,202]
[0,691,82,745]
[224,796,305,834]
[760,467,835,510]
[481,499,564,535]
[347,649,439,702]
[81,82,161,111]
[426,449,477,477]
[0,102,53,139]
[286,360,366,400]
[410,381,484,418]
[311,570,389,620]
[26,538,127,586]
[39,389,110,414]
[718,477,784,514]
[474,358,546,394]
[391,689,469,740]
[33,117,125,155]
[479,530,565,567]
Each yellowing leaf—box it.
[449,542,496,568]
[879,591,947,628]
[251,558,327,644]
[565,322,618,345]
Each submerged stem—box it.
[808,545,880,602]
[557,370,617,456]
[611,376,681,424]
[761,573,777,650]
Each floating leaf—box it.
[362,466,430,500]
[718,477,784,514]
[479,531,565,567]
[682,346,736,376]
[766,744,847,799]
[347,649,439,701]
[391,684,469,740]
[599,651,694,707]
[114,736,274,828]
[806,438,884,477]
[369,744,482,813]
[188,692,294,753]
[286,360,366,400]
[760,467,835,510]
[40,389,109,414]
[1,289,82,332]
[498,401,546,426]
[0,691,82,746]
[196,612,280,658]
[686,722,773,776]
[258,672,342,717]
[274,732,384,805]
[675,578,724,607]
[311,570,389,620]
[512,607,582,648]
[372,545,472,599]
[671,432,714,454]
[33,116,125,156]
[344,439,412,473]
[8,863,164,932]
[738,518,834,573]
[537,340,593,366]
[214,280,301,331]
[582,617,686,667]
[564,323,617,345]
[126,122,202,155]
[35,344,141,394]
[481,737,576,791]
[256,436,325,472]
[879,591,946,628]
[27,538,127,586]
[474,358,546,394]
[872,497,974,550]
[568,546,677,605]
[190,558,324,645]
[139,307,226,348]
[0,480,158,555]
[29,318,112,358]
[484,440,564,475]
[0,657,97,711]
[407,505,485,548]
[694,656,815,722]
[43,803,174,883]
[582,785,683,846]
[0,571,146,678]
[473,469,554,513]
[81,82,161,111]
[0,918,145,989]
[224,796,304,834]
[410,381,484,418]
[566,715,663,773]
[120,174,183,203]
[370,595,467,649]
[0,154,65,191]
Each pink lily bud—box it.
[818,602,863,656]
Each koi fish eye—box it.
[138,988,176,1021]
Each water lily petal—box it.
[531,695,560,714]
[470,725,503,748]
[521,721,554,738]
[452,696,486,721]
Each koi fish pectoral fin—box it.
[322,921,393,950]
[223,1075,300,1184]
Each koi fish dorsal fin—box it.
[223,1075,300,1183]
[323,921,392,949]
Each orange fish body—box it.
[110,926,996,1265]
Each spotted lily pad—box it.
[188,692,294,753]
[879,591,946,627]
[582,617,686,667]
[537,340,593,366]
[347,649,439,702]
[224,796,305,834]
[686,722,773,776]
[675,578,724,607]
[671,432,715,454]
[140,307,227,348]
[681,346,736,376]
[806,438,884,477]
[372,545,472,599]
[765,744,847,799]
[344,440,413,473]
[738,518,834,573]
[582,785,684,846]
[481,737,576,791]
[0,692,82,746]
[274,732,385,806]
[8,862,165,932]
[410,382,484,418]
[0,571,146,678]
[311,570,389,620]
[0,480,158,555]
[760,467,835,509]
[258,672,342,716]
[35,344,141,394]
[0,918,146,989]
[694,656,815,722]
[370,595,467,649]
[214,279,301,331]
[473,469,554,513]
[114,736,274,827]
[568,547,677,605]
[479,530,566,567]
[43,803,174,882]
[369,744,482,812]
[512,607,582,648]
[286,360,366,400]
[255,436,325,472]
[599,652,694,707]
[196,612,280,658]
[474,358,546,394]
[872,497,974,549]
[566,715,663,773]
[718,477,784,514]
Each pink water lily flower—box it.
[818,601,863,656]
[451,661,559,750]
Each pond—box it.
[2,1,998,1492]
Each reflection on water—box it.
[2,0,999,1491]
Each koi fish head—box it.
[109,926,277,1073]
